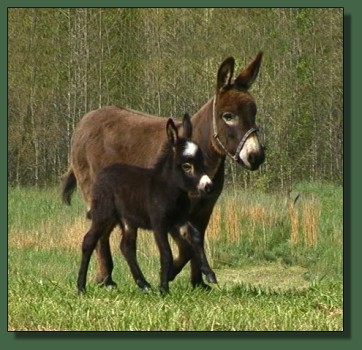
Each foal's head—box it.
[166,114,212,194]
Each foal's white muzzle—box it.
[198,175,213,193]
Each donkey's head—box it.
[212,52,265,170]
[166,114,212,194]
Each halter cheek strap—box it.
[212,96,260,162]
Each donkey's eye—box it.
[182,163,193,173]
[222,112,236,122]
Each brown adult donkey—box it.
[62,52,265,290]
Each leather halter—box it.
[212,96,260,162]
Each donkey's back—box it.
[65,106,170,206]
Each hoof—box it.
[138,281,152,293]
[192,281,212,291]
[104,281,117,289]
[77,287,86,294]
[141,286,152,293]
[159,286,170,295]
[96,277,118,289]
[206,272,218,284]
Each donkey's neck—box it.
[191,98,225,179]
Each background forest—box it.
[8,8,343,190]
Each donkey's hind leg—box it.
[120,224,151,292]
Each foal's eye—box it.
[182,163,193,173]
[222,112,236,122]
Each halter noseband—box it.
[212,96,260,162]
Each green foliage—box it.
[8,8,343,189]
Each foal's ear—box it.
[166,118,178,147]
[182,113,192,139]
[234,51,263,90]
[217,56,235,91]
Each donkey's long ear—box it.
[234,51,263,90]
[217,57,235,91]
[166,118,178,147]
[182,113,192,139]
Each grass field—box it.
[8,183,343,331]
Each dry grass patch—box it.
[288,196,321,247]
[9,217,88,250]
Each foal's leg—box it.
[168,227,194,281]
[88,206,117,288]
[95,232,117,288]
[169,206,221,289]
[177,162,225,289]
[153,228,173,294]
[77,221,115,293]
[81,181,116,288]
[120,225,151,292]
[168,212,215,289]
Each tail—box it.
[61,168,77,205]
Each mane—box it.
[152,140,174,173]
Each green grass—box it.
[8,183,343,331]
[8,247,342,331]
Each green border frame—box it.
[3,0,359,348]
